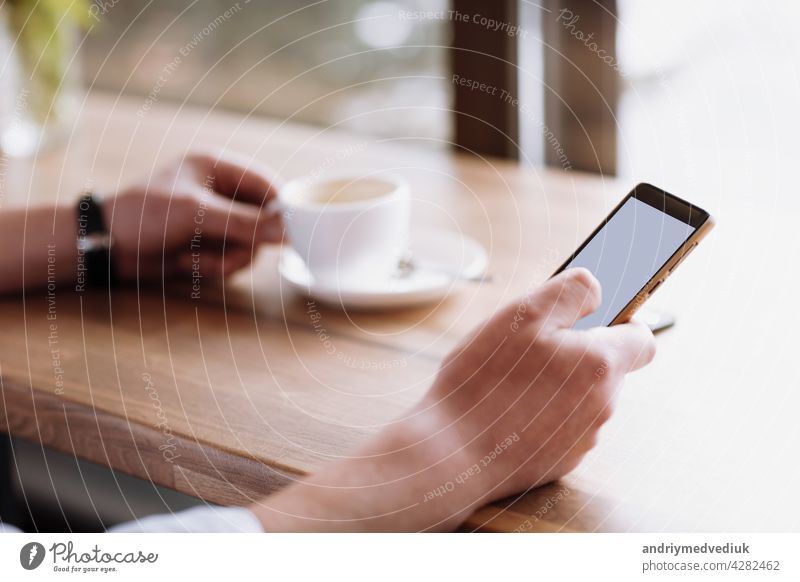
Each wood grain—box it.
[1,93,798,532]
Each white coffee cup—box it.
[279,173,411,286]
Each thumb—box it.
[583,320,657,372]
[517,268,602,330]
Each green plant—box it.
[6,0,91,123]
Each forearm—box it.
[0,203,79,294]
[249,405,493,532]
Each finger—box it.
[221,247,256,277]
[177,251,223,281]
[176,247,254,280]
[198,193,280,246]
[176,235,264,254]
[583,320,656,373]
[188,151,281,206]
[521,268,602,329]
[262,211,285,243]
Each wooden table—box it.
[1,93,798,532]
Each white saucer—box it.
[279,229,488,309]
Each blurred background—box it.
[77,0,800,211]
[3,0,797,204]
[1,0,798,530]
[82,0,452,141]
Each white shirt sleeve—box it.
[107,506,263,533]
[1,506,262,534]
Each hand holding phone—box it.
[553,183,714,330]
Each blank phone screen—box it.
[567,197,696,329]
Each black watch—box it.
[76,192,118,290]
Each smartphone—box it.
[552,183,714,330]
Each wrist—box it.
[75,192,118,289]
[380,404,493,526]
[249,405,491,532]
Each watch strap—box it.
[76,192,118,289]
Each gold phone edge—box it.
[610,216,716,325]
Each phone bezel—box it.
[632,183,710,229]
[552,182,714,326]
